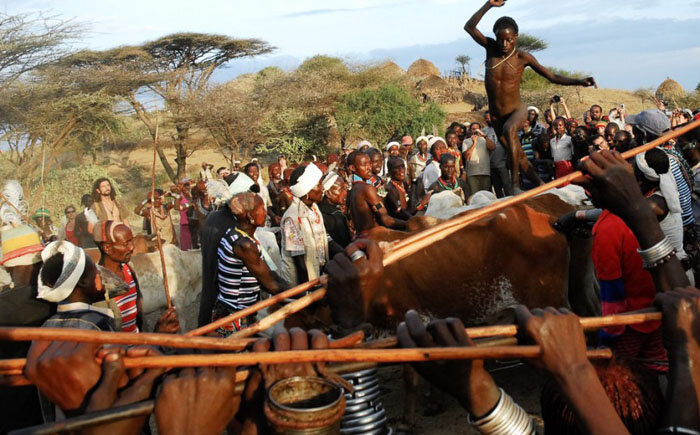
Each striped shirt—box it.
[663,147,695,227]
[113,264,139,333]
[216,228,262,311]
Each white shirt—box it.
[421,160,441,194]
[550,134,574,162]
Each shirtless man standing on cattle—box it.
[465,0,596,191]
[348,151,407,237]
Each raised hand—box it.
[489,0,507,6]
[397,310,499,417]
[572,150,650,224]
[582,77,597,88]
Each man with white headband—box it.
[37,240,115,332]
[279,163,329,286]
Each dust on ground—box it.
[377,361,545,434]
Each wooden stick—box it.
[229,289,326,339]
[186,279,319,337]
[0,327,255,351]
[9,401,155,435]
[149,118,172,309]
[362,310,663,349]
[73,346,615,368]
[191,119,700,336]
[0,190,43,235]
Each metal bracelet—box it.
[656,427,700,435]
[642,250,677,269]
[469,388,536,435]
[637,237,675,267]
[349,250,367,262]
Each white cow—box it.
[129,245,202,332]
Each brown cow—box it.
[363,193,599,329]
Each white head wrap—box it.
[635,152,682,214]
[385,141,400,152]
[37,241,86,302]
[322,172,340,193]
[415,136,430,146]
[291,163,323,198]
[428,136,446,147]
[357,140,372,149]
[228,173,256,196]
[527,106,540,115]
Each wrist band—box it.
[141,199,148,205]
[468,388,535,434]
[349,250,367,262]
[637,237,676,269]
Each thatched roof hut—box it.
[378,61,405,76]
[407,59,441,78]
[656,78,685,101]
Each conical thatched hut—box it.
[656,78,685,101]
[407,59,441,78]
[378,61,405,76]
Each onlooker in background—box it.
[400,136,413,163]
[589,134,610,152]
[608,105,626,128]
[526,106,547,137]
[604,123,620,148]
[319,172,352,249]
[190,182,210,249]
[462,122,494,193]
[384,141,401,178]
[613,130,635,153]
[175,180,194,250]
[484,110,512,197]
[365,148,387,197]
[199,162,214,181]
[60,205,79,246]
[421,137,447,195]
[408,136,430,183]
[216,166,230,180]
[445,129,463,177]
[550,116,575,178]
[232,160,242,173]
[548,95,571,120]
[429,153,470,205]
[91,177,129,227]
[134,190,177,245]
[565,118,578,138]
[572,125,590,162]
[589,104,604,126]
[280,164,328,286]
[32,208,56,243]
[384,157,413,220]
[74,194,98,249]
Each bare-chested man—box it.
[465,0,596,191]
[348,151,406,237]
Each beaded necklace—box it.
[437,177,458,191]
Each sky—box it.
[3,0,700,91]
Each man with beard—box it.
[464,0,595,191]
[91,177,129,227]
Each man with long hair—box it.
[91,177,129,227]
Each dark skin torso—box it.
[349,181,406,236]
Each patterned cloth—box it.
[42,302,115,331]
[112,264,139,333]
[663,147,695,227]
[280,198,328,286]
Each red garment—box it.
[65,228,78,246]
[592,210,659,333]
[113,264,139,333]
[554,160,574,179]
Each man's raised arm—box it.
[464,1,501,47]
[524,51,596,88]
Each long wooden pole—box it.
[0,327,254,351]
[149,118,172,308]
[190,118,700,336]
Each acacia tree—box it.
[455,54,471,77]
[0,12,82,86]
[517,33,548,52]
[60,34,274,182]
